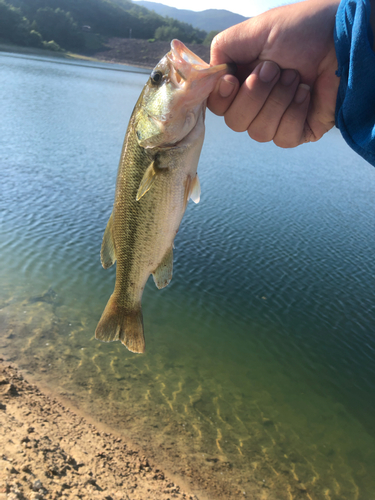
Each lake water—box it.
[1,51,375,500]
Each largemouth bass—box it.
[95,40,230,353]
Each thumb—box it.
[210,18,269,66]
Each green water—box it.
[1,52,375,500]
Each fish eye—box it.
[150,70,163,85]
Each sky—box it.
[133,0,299,18]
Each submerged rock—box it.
[28,287,61,306]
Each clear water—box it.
[1,52,375,500]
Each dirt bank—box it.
[89,38,210,68]
[0,360,201,500]
[0,38,211,70]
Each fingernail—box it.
[294,84,310,104]
[219,76,236,98]
[280,69,297,86]
[259,61,279,83]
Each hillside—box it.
[133,1,248,32]
[0,0,207,52]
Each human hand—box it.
[208,0,341,147]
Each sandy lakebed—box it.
[0,360,206,500]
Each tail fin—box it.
[95,294,145,353]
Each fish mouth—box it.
[167,39,231,90]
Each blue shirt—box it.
[335,0,375,166]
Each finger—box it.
[273,84,311,148]
[207,74,239,116]
[224,61,281,133]
[247,68,300,143]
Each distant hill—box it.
[133,1,248,32]
[1,0,208,52]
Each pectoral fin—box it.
[136,161,157,201]
[184,173,201,209]
[190,173,201,204]
[152,247,173,289]
[100,212,116,269]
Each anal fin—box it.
[152,246,173,289]
[100,212,116,269]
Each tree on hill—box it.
[203,30,219,46]
[155,25,183,42]
[0,0,30,45]
[1,0,208,50]
[155,16,206,43]
[6,0,163,39]
[0,0,44,47]
[34,7,84,49]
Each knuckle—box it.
[210,31,230,62]
[210,34,221,53]
[224,113,247,133]
[273,135,299,149]
[242,79,266,106]
[207,97,224,117]
[247,123,273,143]
[266,92,291,111]
[282,108,302,125]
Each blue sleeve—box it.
[334,0,375,166]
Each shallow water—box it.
[1,52,375,499]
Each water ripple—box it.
[1,52,375,499]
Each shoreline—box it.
[0,43,152,73]
[0,359,206,500]
[0,38,211,71]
